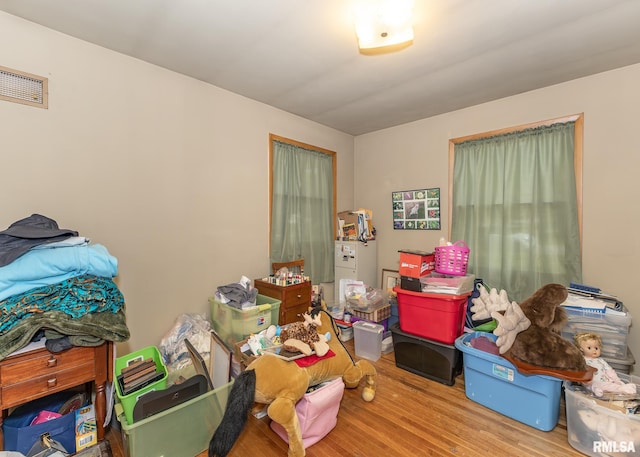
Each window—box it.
[269,134,336,283]
[448,114,583,301]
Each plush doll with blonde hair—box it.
[574,332,637,397]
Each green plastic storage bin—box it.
[116,381,232,457]
[209,294,281,349]
[115,346,168,426]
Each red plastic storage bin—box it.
[394,286,470,344]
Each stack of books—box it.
[117,358,164,396]
[561,282,625,315]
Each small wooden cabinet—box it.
[0,341,113,450]
[254,279,312,325]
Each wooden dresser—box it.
[0,341,113,450]
[254,279,312,325]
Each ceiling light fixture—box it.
[353,0,414,55]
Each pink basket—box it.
[434,241,470,276]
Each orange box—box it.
[398,250,434,278]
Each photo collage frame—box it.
[392,188,441,230]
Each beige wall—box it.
[0,12,354,356]
[355,63,640,371]
[2,11,638,372]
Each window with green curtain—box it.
[270,136,335,283]
[450,118,582,302]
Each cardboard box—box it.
[75,404,97,451]
[234,337,257,368]
[398,250,434,278]
[337,211,359,240]
[338,210,374,241]
[337,211,359,228]
[349,303,391,322]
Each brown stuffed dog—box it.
[503,283,587,371]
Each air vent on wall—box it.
[0,65,48,109]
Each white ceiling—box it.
[2,0,640,135]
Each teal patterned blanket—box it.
[0,274,130,359]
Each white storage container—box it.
[352,321,384,361]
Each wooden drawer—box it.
[0,345,96,385]
[1,361,96,408]
[281,283,311,324]
[254,279,311,325]
[280,301,311,325]
[283,284,310,307]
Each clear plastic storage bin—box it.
[564,374,640,456]
[209,294,281,349]
[561,306,632,359]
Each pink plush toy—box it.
[574,332,637,397]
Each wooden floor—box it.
[106,339,585,457]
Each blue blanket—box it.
[0,243,117,301]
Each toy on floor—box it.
[574,332,637,397]
[209,308,377,457]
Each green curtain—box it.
[451,122,581,302]
[271,140,334,283]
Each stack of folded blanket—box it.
[0,214,130,360]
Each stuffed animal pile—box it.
[279,312,330,356]
[209,309,377,457]
[480,283,588,372]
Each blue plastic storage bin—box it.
[455,331,563,431]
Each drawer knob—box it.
[47,378,57,388]
[297,294,302,299]
[47,356,58,368]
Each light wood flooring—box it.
[106,338,585,457]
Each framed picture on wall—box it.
[381,269,400,297]
[392,188,441,230]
